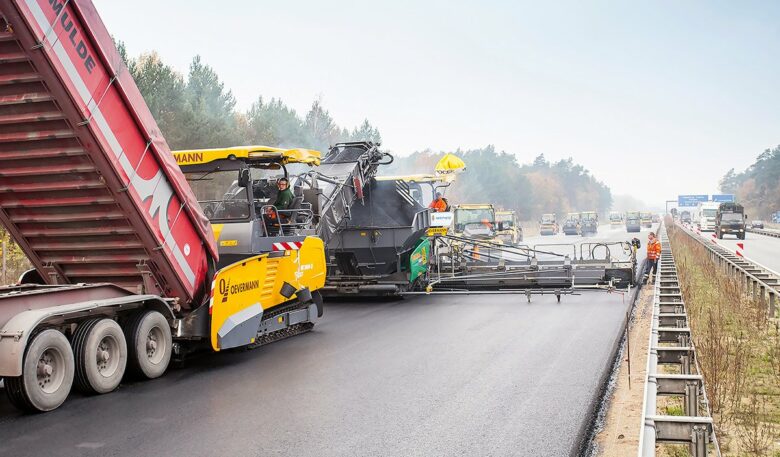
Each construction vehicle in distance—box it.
[495,210,523,245]
[452,204,497,240]
[609,211,623,227]
[680,210,692,224]
[580,211,599,235]
[715,202,746,240]
[562,212,582,236]
[539,213,559,235]
[626,211,642,233]
[640,212,653,228]
[0,0,325,412]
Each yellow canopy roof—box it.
[434,153,466,175]
[173,145,321,167]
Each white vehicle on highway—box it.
[696,202,720,232]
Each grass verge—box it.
[668,224,780,456]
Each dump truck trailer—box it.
[0,0,324,412]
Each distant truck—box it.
[495,210,523,245]
[680,210,692,223]
[715,202,746,239]
[562,212,582,236]
[539,213,559,236]
[696,202,720,232]
[580,211,599,235]
[626,211,641,233]
[640,212,653,228]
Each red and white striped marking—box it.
[711,232,717,243]
[273,241,303,251]
[736,242,744,257]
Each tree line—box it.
[118,44,382,152]
[119,45,612,220]
[720,145,780,219]
[383,147,613,219]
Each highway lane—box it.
[0,255,638,457]
[692,229,780,274]
[520,223,654,263]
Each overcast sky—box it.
[93,0,780,208]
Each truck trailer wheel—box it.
[124,311,172,379]
[73,319,127,394]
[5,329,74,412]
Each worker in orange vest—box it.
[429,192,448,213]
[644,231,662,284]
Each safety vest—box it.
[647,239,661,260]
[429,198,447,213]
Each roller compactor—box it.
[0,0,325,412]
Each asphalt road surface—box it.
[0,228,645,457]
[708,230,780,274]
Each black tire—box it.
[4,329,74,412]
[73,318,127,394]
[124,311,172,380]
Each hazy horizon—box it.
[93,1,780,208]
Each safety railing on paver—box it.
[678,223,779,321]
[638,224,720,457]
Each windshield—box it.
[541,214,555,224]
[496,213,514,229]
[408,182,436,207]
[185,170,250,221]
[454,208,495,231]
[721,213,743,221]
[610,214,621,221]
[582,213,597,221]
[703,209,717,217]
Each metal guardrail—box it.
[680,224,779,321]
[638,224,720,457]
[746,227,780,238]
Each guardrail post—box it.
[685,380,699,416]
[752,280,758,301]
[770,293,777,319]
[691,424,709,457]
[681,352,691,375]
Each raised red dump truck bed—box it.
[0,0,217,306]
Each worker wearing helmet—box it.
[429,192,448,213]
[644,232,661,284]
